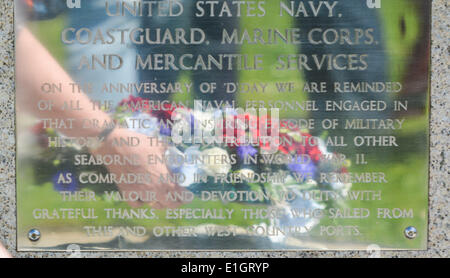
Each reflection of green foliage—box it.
[176,1,305,118]
[397,115,429,136]
[380,1,421,82]
[238,0,305,119]
[28,16,66,65]
[311,150,428,249]
[30,146,118,195]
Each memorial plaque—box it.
[15,0,431,251]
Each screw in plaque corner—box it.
[27,229,41,242]
[404,226,418,239]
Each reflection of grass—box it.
[238,0,306,119]
[307,117,429,249]
[380,1,420,82]
[397,115,429,136]
[310,151,428,249]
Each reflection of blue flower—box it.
[166,146,204,187]
[52,171,78,192]
[159,125,171,136]
[288,159,316,178]
[237,145,257,158]
[190,114,195,135]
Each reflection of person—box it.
[17,0,187,209]
[18,0,139,105]
[293,0,388,132]
[0,242,11,258]
[16,26,185,208]
[138,0,239,102]
[270,1,389,231]
[64,0,139,105]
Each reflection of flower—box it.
[166,146,205,187]
[118,95,179,121]
[159,125,171,136]
[52,171,78,192]
[306,144,322,163]
[193,110,216,133]
[179,165,203,187]
[124,113,159,136]
[152,103,177,121]
[201,147,232,176]
[190,114,195,133]
[330,182,352,197]
[238,168,256,180]
[31,121,50,148]
[31,98,352,245]
[180,146,205,187]
[118,95,145,112]
[237,145,257,159]
[288,159,317,178]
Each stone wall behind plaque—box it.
[0,0,447,257]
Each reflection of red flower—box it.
[119,96,179,120]
[302,133,321,163]
[151,103,176,121]
[277,133,296,154]
[306,145,322,163]
[280,120,301,132]
[222,114,247,147]
[118,95,145,113]
[31,121,48,148]
[250,114,280,149]
[31,121,45,135]
[277,132,322,163]
[118,97,325,163]
[220,112,280,148]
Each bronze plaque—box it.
[16,0,430,251]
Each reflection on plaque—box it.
[16,0,430,251]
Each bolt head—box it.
[404,226,417,239]
[28,229,41,242]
